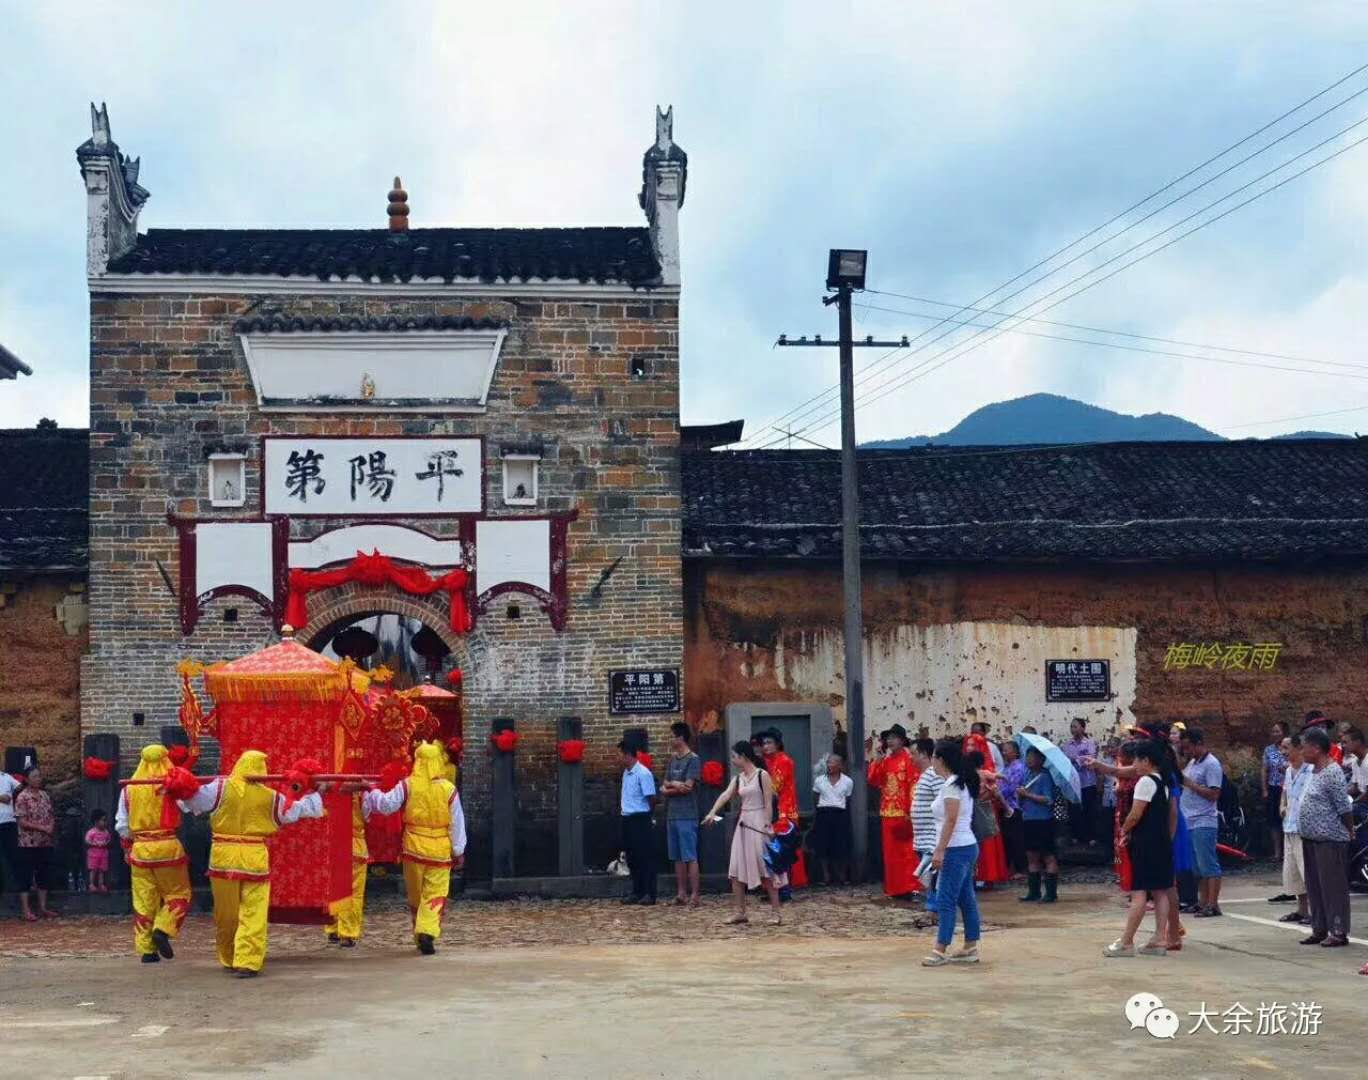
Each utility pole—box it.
[774,250,902,880]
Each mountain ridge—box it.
[861,393,1352,447]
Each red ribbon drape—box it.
[286,550,471,633]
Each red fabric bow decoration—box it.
[285,550,472,634]
[445,737,464,761]
[167,745,190,767]
[159,765,206,828]
[82,757,116,781]
[636,751,653,770]
[701,760,725,787]
[447,668,464,687]
[280,756,326,809]
[557,739,586,765]
[491,730,519,753]
[377,760,409,793]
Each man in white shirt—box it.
[1343,727,1367,803]
[0,766,21,894]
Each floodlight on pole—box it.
[826,248,868,291]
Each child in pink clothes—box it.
[85,810,111,893]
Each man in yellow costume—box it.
[179,749,325,978]
[368,742,466,955]
[114,744,193,964]
[324,788,386,948]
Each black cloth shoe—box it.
[151,929,174,960]
[1298,934,1327,945]
[621,895,642,905]
[233,969,259,978]
[327,932,340,943]
[339,938,357,948]
[417,933,436,955]
[1277,911,1305,923]
[1267,893,1296,903]
[141,953,160,964]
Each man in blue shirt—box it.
[1179,727,1224,917]
[619,741,658,906]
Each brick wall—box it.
[685,558,1368,753]
[86,291,683,875]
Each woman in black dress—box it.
[1104,741,1176,957]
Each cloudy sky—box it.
[3,2,1367,443]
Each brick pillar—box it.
[696,729,728,876]
[556,716,584,877]
[82,733,122,888]
[491,718,516,879]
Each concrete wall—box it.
[684,558,1368,751]
[0,576,87,780]
[85,292,683,876]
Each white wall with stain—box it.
[774,622,1137,743]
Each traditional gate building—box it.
[76,105,687,872]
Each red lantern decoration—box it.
[491,730,519,753]
[701,760,725,787]
[82,757,115,781]
[557,739,586,764]
[445,736,464,761]
[447,668,464,688]
[636,751,653,771]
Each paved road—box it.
[3,874,1364,1079]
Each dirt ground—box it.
[3,871,1366,1080]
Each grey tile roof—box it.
[107,227,662,286]
[0,429,88,572]
[681,442,1368,562]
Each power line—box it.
[860,293,1352,369]
[782,126,1368,441]
[1226,403,1368,429]
[829,109,1368,425]
[739,61,1368,446]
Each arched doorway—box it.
[298,588,467,689]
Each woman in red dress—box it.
[964,734,1010,887]
[1112,741,1138,895]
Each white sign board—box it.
[264,438,483,516]
[195,522,275,600]
[475,519,551,594]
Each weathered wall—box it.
[85,292,683,876]
[684,559,1368,751]
[0,576,87,780]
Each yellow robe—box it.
[181,750,322,973]
[403,744,456,942]
[325,796,369,943]
[120,745,192,958]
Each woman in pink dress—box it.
[702,741,783,926]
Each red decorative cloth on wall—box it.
[82,757,116,781]
[557,739,586,764]
[285,550,471,633]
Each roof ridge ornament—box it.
[388,176,410,233]
[76,102,149,277]
[639,105,686,287]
